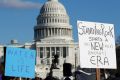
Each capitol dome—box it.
[34,0,73,42]
[40,0,67,17]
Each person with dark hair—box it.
[0,63,3,80]
[64,77,71,80]
[35,77,40,80]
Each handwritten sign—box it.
[5,47,36,78]
[77,21,116,69]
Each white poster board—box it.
[77,21,116,69]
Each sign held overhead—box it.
[5,47,36,78]
[77,21,117,69]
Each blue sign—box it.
[5,47,36,78]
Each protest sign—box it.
[77,21,116,69]
[5,47,36,78]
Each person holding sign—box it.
[77,21,117,80]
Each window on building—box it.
[40,47,43,58]
[39,29,41,37]
[46,28,48,37]
[50,18,51,23]
[58,29,59,35]
[58,19,59,23]
[49,28,51,36]
[63,47,66,58]
[55,19,57,23]
[41,29,43,38]
[55,28,57,34]
[52,18,54,23]
[52,28,54,35]
[41,59,43,64]
[47,18,48,23]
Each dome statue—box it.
[34,0,73,42]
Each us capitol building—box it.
[0,0,80,79]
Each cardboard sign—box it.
[77,21,116,69]
[5,47,36,78]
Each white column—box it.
[66,47,68,56]
[59,47,61,58]
[44,47,46,64]
[55,47,56,55]
[36,47,40,64]
[38,47,40,57]
[61,47,63,57]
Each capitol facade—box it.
[0,0,80,79]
